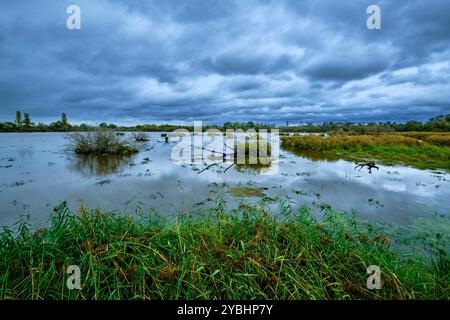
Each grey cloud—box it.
[225,77,264,92]
[0,0,449,124]
[201,53,296,76]
[303,54,390,82]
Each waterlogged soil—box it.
[0,132,449,227]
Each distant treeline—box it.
[280,114,450,134]
[1,111,449,133]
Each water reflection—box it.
[281,148,381,173]
[195,156,275,175]
[1,132,449,228]
[234,163,274,174]
[281,148,343,162]
[68,154,136,177]
[195,136,275,175]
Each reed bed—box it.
[0,201,448,300]
[281,134,450,170]
[393,132,450,147]
[282,134,423,151]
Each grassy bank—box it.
[391,132,450,147]
[281,134,450,171]
[0,201,448,300]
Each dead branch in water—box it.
[355,161,379,174]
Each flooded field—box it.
[1,132,449,227]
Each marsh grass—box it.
[281,134,450,170]
[228,187,266,197]
[234,136,272,167]
[67,131,138,155]
[282,134,422,151]
[393,132,450,147]
[0,201,448,300]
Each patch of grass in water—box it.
[293,189,309,196]
[95,179,112,186]
[229,186,266,197]
[234,136,272,166]
[12,181,25,187]
[232,136,273,173]
[67,131,139,156]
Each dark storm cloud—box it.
[224,77,264,92]
[0,0,449,124]
[201,53,296,76]
[303,52,390,82]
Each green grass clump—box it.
[228,187,266,197]
[67,131,138,155]
[233,136,272,167]
[0,201,448,300]
[281,134,450,171]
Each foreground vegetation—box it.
[281,134,450,171]
[0,201,448,300]
[67,131,139,155]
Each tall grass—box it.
[67,131,138,155]
[281,134,450,170]
[282,134,423,151]
[234,135,272,166]
[0,201,448,300]
[393,132,450,147]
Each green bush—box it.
[67,131,138,155]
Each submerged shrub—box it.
[67,131,138,155]
[234,135,272,166]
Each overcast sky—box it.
[1,0,449,125]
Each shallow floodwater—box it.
[0,132,449,227]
